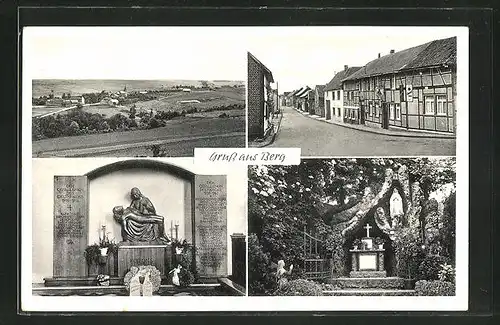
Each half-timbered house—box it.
[341,36,456,134]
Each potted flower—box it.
[374,237,385,250]
[85,225,118,266]
[171,238,192,268]
[352,239,361,250]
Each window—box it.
[436,95,447,115]
[391,75,396,90]
[424,96,435,115]
[337,90,341,101]
[376,103,380,117]
[395,103,401,120]
[389,103,395,120]
[368,102,373,116]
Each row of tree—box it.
[248,158,456,295]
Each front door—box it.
[360,103,365,124]
[326,101,331,119]
[381,103,389,129]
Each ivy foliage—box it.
[248,158,456,295]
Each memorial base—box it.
[117,243,172,277]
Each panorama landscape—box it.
[32,79,245,157]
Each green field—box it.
[132,87,244,113]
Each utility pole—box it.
[276,82,279,113]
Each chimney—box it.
[390,49,395,54]
[344,65,348,71]
[378,53,381,58]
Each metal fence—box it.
[302,226,332,281]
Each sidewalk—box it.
[293,107,455,140]
[248,111,283,147]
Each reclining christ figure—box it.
[113,205,170,243]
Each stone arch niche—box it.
[338,166,414,277]
[49,159,227,286]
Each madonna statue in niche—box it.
[113,187,170,244]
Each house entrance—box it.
[381,103,389,129]
[360,104,365,124]
[326,101,331,120]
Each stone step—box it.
[326,277,405,289]
[32,283,221,296]
[323,289,416,296]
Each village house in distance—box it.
[273,36,457,156]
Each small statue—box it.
[276,260,293,290]
[374,207,395,240]
[129,272,141,296]
[169,264,182,287]
[389,188,404,227]
[142,272,153,296]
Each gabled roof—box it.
[248,51,275,83]
[315,85,325,93]
[299,89,311,98]
[343,36,457,82]
[401,36,456,70]
[324,67,362,91]
[295,86,311,97]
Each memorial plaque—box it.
[53,176,89,277]
[117,244,171,277]
[194,175,227,277]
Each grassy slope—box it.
[32,116,245,154]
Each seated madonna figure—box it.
[113,205,170,244]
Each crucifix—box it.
[364,223,373,238]
[174,222,179,240]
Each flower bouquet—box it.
[85,225,118,266]
[374,237,386,249]
[96,274,110,286]
[124,265,162,293]
[352,239,362,250]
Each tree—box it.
[66,120,80,136]
[439,191,456,261]
[129,105,137,119]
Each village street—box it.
[269,106,456,156]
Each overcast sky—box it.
[24,26,466,93]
